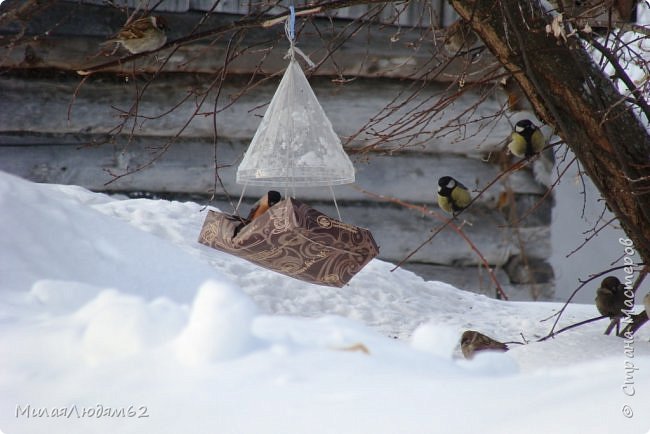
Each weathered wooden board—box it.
[0,75,517,156]
[50,0,457,27]
[0,2,496,80]
[0,134,546,204]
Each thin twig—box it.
[210,30,240,212]
[619,311,649,336]
[537,315,607,342]
[503,155,575,228]
[385,155,528,272]
[349,185,508,300]
[584,34,650,124]
[545,264,645,333]
[565,216,617,258]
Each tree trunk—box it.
[450,0,650,266]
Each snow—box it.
[1,169,650,434]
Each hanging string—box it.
[288,5,295,42]
[283,5,316,68]
[283,5,297,196]
[329,185,342,221]
[284,5,296,60]
[235,183,248,213]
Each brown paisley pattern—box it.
[197,198,379,287]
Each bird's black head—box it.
[267,190,282,206]
[514,119,535,133]
[438,176,456,193]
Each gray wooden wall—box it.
[0,2,554,300]
[60,0,460,27]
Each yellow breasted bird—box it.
[437,176,471,216]
[507,119,546,158]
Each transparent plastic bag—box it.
[237,58,355,187]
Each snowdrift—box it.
[1,171,649,434]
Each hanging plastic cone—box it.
[236,58,355,187]
[199,12,379,287]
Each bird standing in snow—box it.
[104,16,168,54]
[595,276,629,335]
[460,330,508,359]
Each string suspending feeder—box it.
[236,5,355,211]
[198,6,378,287]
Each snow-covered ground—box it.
[1,170,650,433]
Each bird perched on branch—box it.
[499,77,531,112]
[234,190,282,236]
[507,119,546,158]
[460,330,509,359]
[595,276,629,335]
[437,176,471,217]
[104,16,168,54]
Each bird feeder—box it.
[198,197,378,287]
[198,8,378,286]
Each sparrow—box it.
[104,16,168,54]
[443,19,481,55]
[507,119,546,158]
[460,330,508,359]
[499,76,530,112]
[595,276,629,335]
[437,176,472,216]
[234,190,282,236]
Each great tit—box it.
[234,190,282,236]
[437,176,472,216]
[460,330,508,360]
[507,119,546,158]
[595,276,629,335]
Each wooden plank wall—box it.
[55,0,459,27]
[0,2,555,300]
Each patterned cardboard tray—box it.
[198,198,379,287]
